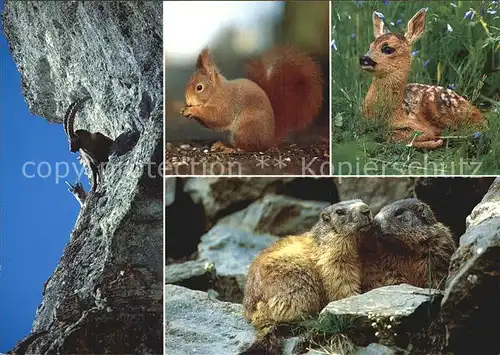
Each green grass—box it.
[332,0,500,175]
[292,313,359,354]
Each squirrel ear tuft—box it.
[196,47,215,72]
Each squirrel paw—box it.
[180,107,190,118]
[181,106,196,118]
[211,141,237,153]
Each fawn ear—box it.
[405,8,427,45]
[196,47,218,82]
[372,11,388,38]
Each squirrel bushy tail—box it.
[245,45,324,140]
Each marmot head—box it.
[312,199,372,244]
[373,198,439,251]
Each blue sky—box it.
[0,0,89,350]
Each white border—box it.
[329,0,333,174]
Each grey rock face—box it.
[3,1,163,354]
[465,177,500,229]
[3,1,162,132]
[183,177,293,220]
[322,284,442,347]
[218,194,329,236]
[165,259,245,303]
[335,177,415,214]
[166,177,176,207]
[198,225,278,278]
[165,259,215,286]
[355,343,402,355]
[441,177,500,355]
[165,285,256,355]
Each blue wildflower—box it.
[390,21,395,26]
[448,84,456,90]
[424,60,430,68]
[374,11,385,19]
[411,50,420,56]
[481,6,486,17]
[331,39,338,51]
[487,9,497,15]
[472,132,482,139]
[447,24,453,32]
[396,19,403,25]
[464,10,475,19]
[354,0,364,7]
[351,33,356,39]
[383,0,390,5]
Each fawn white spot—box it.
[120,270,125,276]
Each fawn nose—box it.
[360,56,376,67]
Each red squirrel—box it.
[180,46,324,152]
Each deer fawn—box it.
[360,8,484,149]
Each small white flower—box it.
[447,24,453,32]
[467,274,478,284]
[375,332,380,337]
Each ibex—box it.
[66,181,87,207]
[63,97,113,192]
[360,8,484,149]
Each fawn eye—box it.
[196,84,203,92]
[381,45,395,54]
[335,209,346,216]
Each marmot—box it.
[361,198,456,292]
[242,200,373,355]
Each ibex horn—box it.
[63,96,92,138]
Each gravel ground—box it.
[165,142,330,175]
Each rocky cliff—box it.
[3,1,163,353]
